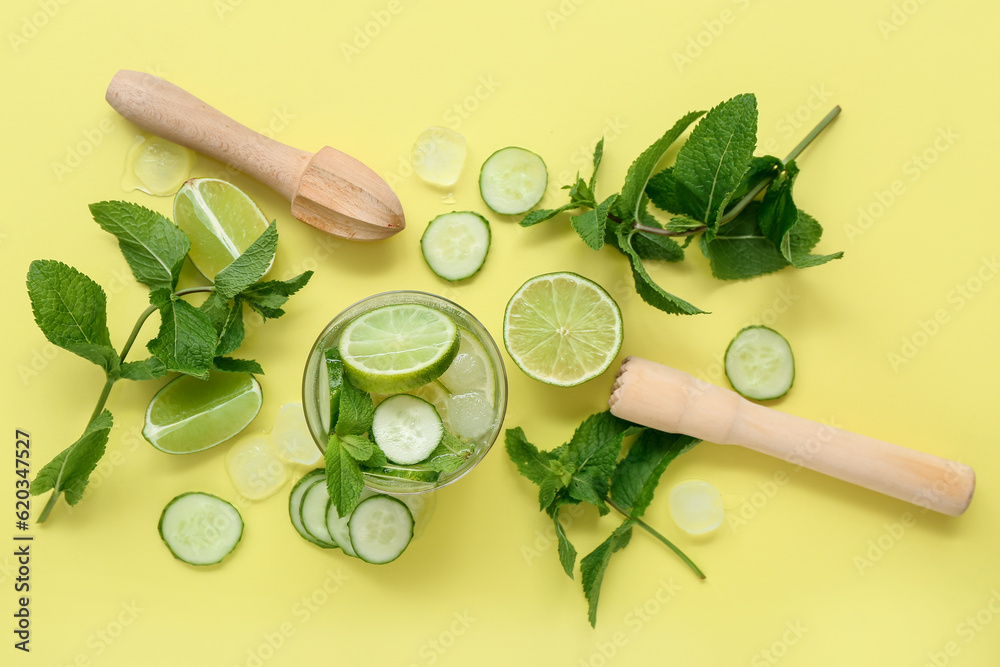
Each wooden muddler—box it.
[106,70,404,241]
[609,356,975,516]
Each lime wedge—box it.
[143,372,262,454]
[503,272,622,387]
[173,178,271,280]
[338,304,460,394]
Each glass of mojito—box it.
[302,291,507,495]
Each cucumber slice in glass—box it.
[420,211,491,282]
[372,394,444,465]
[158,492,243,566]
[724,326,795,400]
[479,147,547,215]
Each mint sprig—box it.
[518,95,843,315]
[506,411,704,627]
[27,199,313,522]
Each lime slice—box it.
[339,304,460,394]
[503,272,623,387]
[439,328,496,404]
[173,178,271,280]
[143,372,262,454]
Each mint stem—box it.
[605,497,706,580]
[37,286,216,523]
[631,105,841,237]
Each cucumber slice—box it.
[420,211,491,282]
[158,492,243,566]
[300,480,339,548]
[372,394,443,465]
[724,326,795,400]
[479,147,547,215]
[289,470,333,548]
[348,495,414,564]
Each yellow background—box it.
[3,0,999,665]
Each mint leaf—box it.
[147,290,217,379]
[199,291,231,332]
[615,226,706,315]
[325,349,344,434]
[547,501,577,578]
[214,221,278,299]
[646,167,704,219]
[563,412,641,514]
[570,194,617,250]
[213,356,263,374]
[422,431,473,473]
[724,155,782,209]
[673,94,757,229]
[699,203,788,280]
[238,271,313,319]
[340,434,375,460]
[325,434,364,515]
[631,209,684,262]
[359,445,388,468]
[30,410,113,507]
[581,519,635,627]
[215,302,245,356]
[89,201,190,291]
[610,431,700,518]
[664,215,706,234]
[520,203,576,227]
[335,376,373,437]
[615,110,706,224]
[26,260,117,372]
[758,160,800,258]
[118,357,166,381]
[505,427,567,511]
[588,137,604,192]
[787,210,844,268]
[700,204,842,279]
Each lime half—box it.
[173,178,271,280]
[503,272,623,387]
[338,304,460,394]
[143,372,262,454]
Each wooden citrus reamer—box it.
[105,70,404,241]
[609,356,975,516]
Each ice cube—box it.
[411,127,466,187]
[447,391,494,440]
[669,480,724,535]
[225,435,291,500]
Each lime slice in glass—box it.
[173,178,271,280]
[503,272,623,387]
[143,372,262,454]
[338,304,460,394]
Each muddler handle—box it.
[609,356,974,516]
[106,70,310,201]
